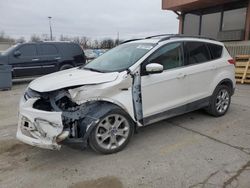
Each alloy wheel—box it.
[95,114,130,150]
[215,89,230,113]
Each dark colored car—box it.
[0,42,86,78]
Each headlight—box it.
[24,88,41,101]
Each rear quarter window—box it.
[58,43,83,57]
[207,43,223,60]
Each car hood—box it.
[29,68,119,92]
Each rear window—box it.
[40,44,58,55]
[207,43,223,59]
[184,41,211,65]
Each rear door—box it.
[37,43,60,74]
[183,41,216,102]
[10,44,42,77]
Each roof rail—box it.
[121,38,143,44]
[145,34,175,39]
[121,34,217,45]
[158,34,216,42]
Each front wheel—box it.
[89,109,134,154]
[206,85,231,117]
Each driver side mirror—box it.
[14,50,21,57]
[146,63,163,74]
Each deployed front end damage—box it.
[17,77,135,150]
[17,97,65,150]
[17,88,99,150]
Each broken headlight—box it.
[24,88,41,100]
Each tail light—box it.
[228,59,236,66]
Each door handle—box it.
[54,57,61,60]
[177,73,186,79]
[32,58,39,61]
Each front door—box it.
[10,44,42,78]
[140,42,188,124]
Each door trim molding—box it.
[143,96,210,126]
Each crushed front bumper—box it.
[16,97,64,150]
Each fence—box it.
[224,41,250,58]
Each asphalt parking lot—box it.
[0,82,249,188]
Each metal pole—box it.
[48,16,53,41]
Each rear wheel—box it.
[206,85,231,117]
[89,109,134,154]
[59,64,74,71]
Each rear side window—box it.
[207,43,223,59]
[184,42,211,65]
[40,44,58,55]
[18,44,37,57]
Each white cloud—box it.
[0,0,178,40]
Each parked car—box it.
[84,49,98,61]
[0,41,86,78]
[84,49,108,62]
[17,35,235,154]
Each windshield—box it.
[2,44,18,55]
[83,42,155,72]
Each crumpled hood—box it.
[29,68,119,92]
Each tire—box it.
[206,85,231,117]
[89,109,134,154]
[59,64,74,71]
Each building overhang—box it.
[162,0,241,12]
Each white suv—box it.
[17,35,236,154]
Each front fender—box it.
[70,101,127,148]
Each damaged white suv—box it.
[17,35,236,154]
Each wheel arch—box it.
[215,78,234,95]
[58,61,76,70]
[78,100,136,147]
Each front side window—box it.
[40,44,58,55]
[83,42,155,72]
[145,42,183,70]
[184,42,211,65]
[18,44,37,57]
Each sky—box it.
[0,0,178,40]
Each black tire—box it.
[89,109,134,154]
[206,85,231,117]
[59,64,74,71]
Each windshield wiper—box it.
[83,67,105,73]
